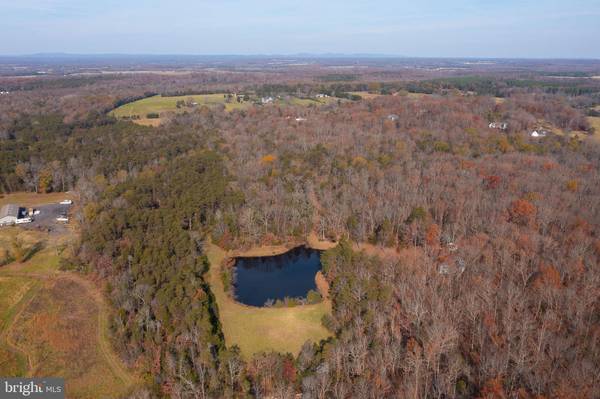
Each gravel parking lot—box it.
[20,203,72,233]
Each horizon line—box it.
[0,53,599,61]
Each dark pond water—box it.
[233,246,322,307]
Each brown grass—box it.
[0,192,75,208]
[306,232,337,251]
[8,277,137,398]
[232,244,293,258]
[314,271,330,299]
[206,243,331,359]
[355,242,402,261]
[588,117,600,143]
[0,215,139,398]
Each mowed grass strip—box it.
[206,243,331,359]
[0,192,74,208]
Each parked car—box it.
[60,199,73,205]
[56,216,69,222]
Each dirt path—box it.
[0,268,137,389]
[0,281,41,372]
[56,273,137,388]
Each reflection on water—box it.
[234,246,322,307]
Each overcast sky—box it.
[1,0,599,58]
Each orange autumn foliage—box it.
[260,154,277,164]
[535,263,562,289]
[425,223,441,247]
[479,376,507,399]
[509,199,536,226]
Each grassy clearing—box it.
[0,277,37,376]
[0,228,34,251]
[8,278,135,398]
[206,243,331,359]
[111,94,341,126]
[284,96,339,107]
[110,94,251,125]
[349,91,385,100]
[0,277,40,377]
[0,223,139,397]
[0,192,74,208]
[588,117,600,143]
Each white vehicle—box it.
[16,217,33,224]
[56,216,69,222]
[60,199,73,205]
[33,209,41,215]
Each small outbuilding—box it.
[531,130,548,138]
[0,204,20,226]
[489,122,508,130]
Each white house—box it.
[531,130,548,138]
[489,122,508,130]
[0,204,20,226]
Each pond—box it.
[233,246,322,307]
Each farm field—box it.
[206,243,331,359]
[110,93,342,126]
[589,116,600,142]
[0,223,138,398]
[110,93,252,125]
[349,91,386,100]
[284,96,340,107]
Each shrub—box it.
[307,289,322,304]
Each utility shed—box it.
[0,204,19,226]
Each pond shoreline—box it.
[231,232,337,258]
[205,242,332,358]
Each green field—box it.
[110,94,251,125]
[110,93,340,126]
[206,243,331,359]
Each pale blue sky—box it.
[1,0,599,58]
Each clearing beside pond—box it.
[206,243,331,359]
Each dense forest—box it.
[1,68,600,398]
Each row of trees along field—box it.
[1,82,599,397]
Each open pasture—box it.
[206,243,331,359]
